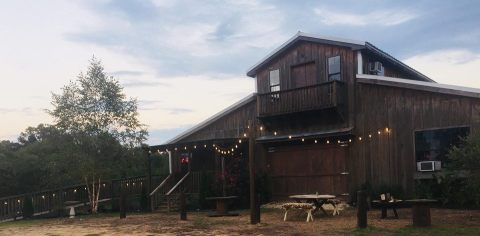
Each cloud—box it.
[313,7,417,26]
[122,80,171,88]
[404,49,480,88]
[164,108,194,115]
[66,0,287,76]
[109,70,145,77]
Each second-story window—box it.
[327,56,341,81]
[269,69,280,99]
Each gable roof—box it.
[246,31,434,83]
[162,93,256,145]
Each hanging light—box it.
[239,139,242,143]
[235,145,238,148]
[260,126,263,131]
[337,140,340,144]
[326,140,330,144]
[385,127,390,133]
[288,135,292,139]
[301,138,305,142]
[378,131,381,135]
[194,145,197,149]
[368,134,372,138]
[359,137,362,141]
[314,140,317,144]
[274,131,277,136]
[243,133,247,137]
[204,144,207,148]
[184,146,187,150]
[349,139,352,143]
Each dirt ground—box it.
[1,208,479,236]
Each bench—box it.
[282,203,316,222]
[326,199,342,216]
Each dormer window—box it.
[327,56,341,81]
[269,69,280,92]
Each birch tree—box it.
[48,57,147,213]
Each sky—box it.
[0,0,479,145]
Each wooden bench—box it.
[282,203,315,222]
[326,199,342,216]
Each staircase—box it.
[150,172,201,212]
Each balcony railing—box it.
[257,80,346,117]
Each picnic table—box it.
[289,194,336,216]
[406,199,437,227]
[205,196,238,217]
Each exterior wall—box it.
[348,82,480,194]
[255,41,357,138]
[255,41,357,93]
[361,51,422,80]
[180,100,257,143]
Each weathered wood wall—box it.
[349,81,480,194]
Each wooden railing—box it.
[0,175,165,222]
[257,80,346,117]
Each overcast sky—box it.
[1,0,479,144]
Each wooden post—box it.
[180,192,187,220]
[222,156,226,197]
[147,152,152,212]
[119,184,126,219]
[357,190,367,228]
[248,120,260,224]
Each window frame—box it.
[269,69,280,99]
[327,55,341,81]
[413,125,470,170]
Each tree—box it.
[446,133,480,206]
[48,57,147,213]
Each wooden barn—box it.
[149,32,480,208]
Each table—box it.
[205,196,238,217]
[289,194,336,216]
[372,199,403,219]
[405,199,437,227]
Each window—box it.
[414,127,469,167]
[327,56,341,81]
[269,69,280,99]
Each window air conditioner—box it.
[369,61,383,74]
[417,161,442,172]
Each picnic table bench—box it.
[289,194,338,216]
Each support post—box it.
[120,184,127,219]
[180,192,187,220]
[248,120,260,224]
[357,190,367,228]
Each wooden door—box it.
[267,144,348,199]
[291,62,316,88]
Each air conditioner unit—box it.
[369,61,383,74]
[417,161,442,172]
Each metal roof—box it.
[246,32,434,82]
[161,93,256,145]
[357,74,480,98]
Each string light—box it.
[359,137,362,141]
[301,138,305,142]
[243,133,247,137]
[326,140,330,144]
[349,139,352,143]
[368,134,372,138]
[239,139,242,143]
[378,131,381,135]
[194,145,197,149]
[274,131,277,136]
[260,126,263,131]
[337,140,340,144]
[314,140,317,143]
[204,144,207,148]
[288,135,292,139]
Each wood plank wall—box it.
[348,82,480,194]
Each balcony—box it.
[257,80,346,118]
